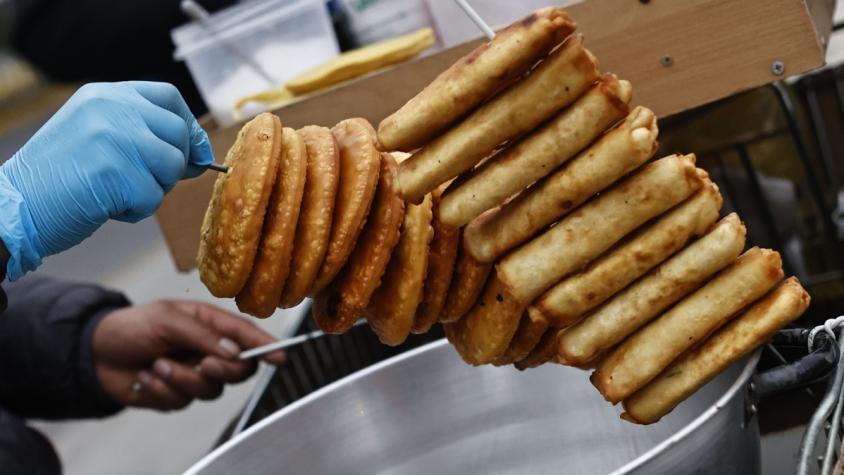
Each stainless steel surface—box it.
[187,339,762,475]
[799,334,844,475]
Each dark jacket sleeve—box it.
[0,275,129,420]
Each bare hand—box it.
[93,300,286,411]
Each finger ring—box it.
[131,381,143,393]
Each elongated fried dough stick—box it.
[237,128,307,317]
[622,278,809,424]
[531,179,722,327]
[493,314,549,366]
[557,213,747,367]
[312,154,404,333]
[377,7,576,152]
[198,113,282,298]
[592,247,784,404]
[498,154,702,304]
[465,107,658,263]
[443,276,524,365]
[413,184,460,333]
[279,126,340,308]
[440,74,632,228]
[397,34,599,204]
[369,193,434,346]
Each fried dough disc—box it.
[312,118,381,293]
[439,242,492,323]
[492,314,549,366]
[412,184,460,333]
[514,329,562,370]
[369,192,434,345]
[236,128,308,317]
[198,113,282,298]
[312,153,404,333]
[443,275,524,365]
[279,126,340,309]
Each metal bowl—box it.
[187,339,761,475]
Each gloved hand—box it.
[0,81,214,280]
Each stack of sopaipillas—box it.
[197,7,811,425]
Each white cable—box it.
[808,315,844,351]
[454,0,496,40]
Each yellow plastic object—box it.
[231,28,435,123]
[286,27,436,95]
[232,86,296,123]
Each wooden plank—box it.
[157,0,832,271]
[567,0,827,116]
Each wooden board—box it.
[157,0,832,272]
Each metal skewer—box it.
[239,4,497,361]
[206,162,229,173]
[454,0,496,40]
[240,319,368,360]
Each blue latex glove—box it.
[0,81,214,280]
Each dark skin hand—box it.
[93,300,286,411]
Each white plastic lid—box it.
[172,0,323,60]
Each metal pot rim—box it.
[186,339,761,475]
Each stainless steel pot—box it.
[186,339,763,475]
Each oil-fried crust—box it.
[236,127,308,317]
[312,153,404,333]
[311,118,381,293]
[198,113,282,298]
[369,192,434,345]
[279,126,340,308]
[412,184,460,334]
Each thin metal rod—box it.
[206,163,229,173]
[454,0,495,39]
[239,319,367,360]
[798,335,844,474]
[821,371,844,475]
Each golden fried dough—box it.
[493,314,549,366]
[557,213,747,367]
[279,126,340,309]
[499,154,702,304]
[312,118,381,293]
[592,247,784,404]
[443,276,524,365]
[413,185,460,334]
[514,329,562,370]
[622,277,809,424]
[531,179,723,327]
[236,128,308,317]
[465,106,659,263]
[440,73,632,228]
[369,192,434,346]
[377,7,576,152]
[397,34,599,204]
[312,153,404,333]
[198,113,282,298]
[439,241,493,323]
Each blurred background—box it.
[0,0,842,473]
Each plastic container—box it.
[173,0,340,126]
[332,0,435,48]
